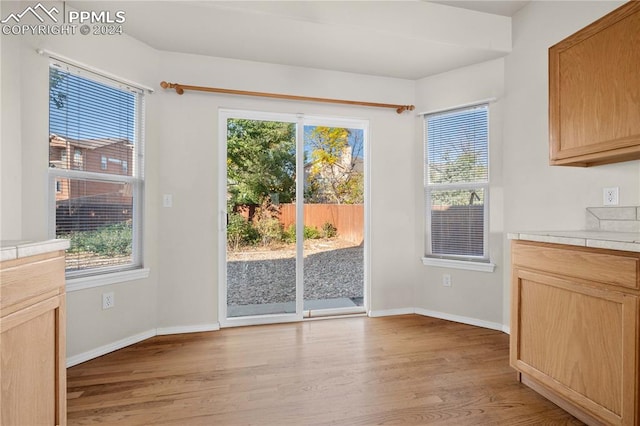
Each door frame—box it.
[218,108,370,328]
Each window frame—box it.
[423,103,494,272]
[47,59,146,282]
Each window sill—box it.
[66,268,150,292]
[421,257,496,273]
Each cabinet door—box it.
[510,269,638,425]
[549,1,640,166]
[1,296,65,426]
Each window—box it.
[424,104,489,263]
[48,60,144,278]
[73,149,83,170]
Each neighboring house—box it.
[49,134,134,231]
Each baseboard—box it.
[156,323,220,335]
[502,325,511,334]
[67,312,507,368]
[66,329,156,368]
[369,307,508,333]
[66,323,221,367]
[414,308,505,332]
[368,307,416,317]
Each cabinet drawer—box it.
[0,252,65,315]
[512,241,639,290]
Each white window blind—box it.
[424,104,489,261]
[48,60,145,276]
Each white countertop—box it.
[1,239,70,262]
[507,230,640,253]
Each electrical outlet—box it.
[102,292,115,310]
[442,274,452,287]
[163,194,173,208]
[603,187,619,206]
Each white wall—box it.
[0,4,418,359]
[413,58,505,328]
[0,30,22,240]
[155,52,417,328]
[0,3,161,358]
[502,0,640,326]
[405,0,640,332]
[3,0,640,362]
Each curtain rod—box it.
[160,81,415,114]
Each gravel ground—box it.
[227,239,363,305]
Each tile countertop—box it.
[1,239,70,262]
[507,231,640,253]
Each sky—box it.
[426,105,488,166]
[49,67,136,142]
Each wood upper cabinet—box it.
[549,1,640,166]
[510,240,640,426]
[1,250,67,426]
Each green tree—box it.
[429,142,487,207]
[49,68,68,109]
[305,127,364,204]
[227,119,296,207]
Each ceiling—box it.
[70,1,524,80]
[429,1,530,17]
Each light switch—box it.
[163,194,173,208]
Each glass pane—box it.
[302,126,364,311]
[226,119,297,318]
[56,178,134,271]
[49,64,141,276]
[426,105,488,185]
[430,188,484,257]
[49,66,137,176]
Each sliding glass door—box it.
[302,120,365,317]
[219,110,367,327]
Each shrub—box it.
[227,213,259,250]
[321,222,338,238]
[282,224,322,242]
[304,225,320,240]
[254,216,283,246]
[283,224,296,243]
[65,222,132,257]
[252,200,285,246]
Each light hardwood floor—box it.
[67,315,583,425]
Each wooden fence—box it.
[431,205,484,256]
[279,203,364,245]
[280,204,364,244]
[234,203,364,245]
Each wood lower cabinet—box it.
[510,240,639,426]
[1,250,67,426]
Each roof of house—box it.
[49,134,132,150]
